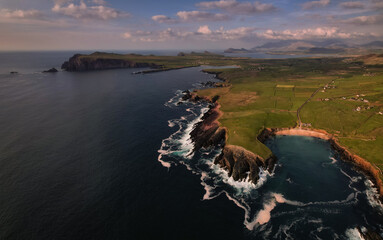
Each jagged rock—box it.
[43,68,58,73]
[215,145,264,183]
[189,103,275,185]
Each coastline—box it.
[190,70,383,202]
[259,127,383,201]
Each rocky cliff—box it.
[61,53,159,72]
[187,95,276,185]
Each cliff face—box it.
[330,138,383,198]
[61,54,158,72]
[215,145,265,183]
[188,101,276,185]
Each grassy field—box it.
[196,55,383,180]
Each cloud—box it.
[52,0,130,20]
[302,0,330,10]
[372,1,383,9]
[152,15,178,24]
[339,1,365,9]
[177,11,231,21]
[123,25,257,42]
[341,15,383,25]
[197,25,212,34]
[0,9,44,19]
[196,0,276,15]
[258,27,359,40]
[152,11,231,23]
[92,0,106,4]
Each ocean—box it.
[0,51,382,239]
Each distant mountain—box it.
[253,39,350,51]
[226,39,383,56]
[224,48,256,53]
[360,41,383,48]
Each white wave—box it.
[179,107,209,159]
[330,157,337,164]
[222,191,256,231]
[168,120,176,128]
[364,179,383,211]
[345,228,364,240]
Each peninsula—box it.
[62,52,383,199]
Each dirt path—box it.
[296,79,337,128]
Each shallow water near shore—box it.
[1,52,382,240]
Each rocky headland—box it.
[61,53,159,72]
[184,91,277,185]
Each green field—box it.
[196,55,383,181]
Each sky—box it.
[0,0,382,50]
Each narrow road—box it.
[296,78,337,128]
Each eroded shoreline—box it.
[260,127,383,201]
[186,90,383,202]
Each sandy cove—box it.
[275,128,330,140]
[261,127,383,200]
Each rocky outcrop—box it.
[43,68,58,73]
[61,53,159,71]
[215,145,265,183]
[189,101,276,184]
[190,103,226,150]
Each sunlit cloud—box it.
[0,9,44,20]
[258,27,367,40]
[123,25,257,42]
[152,11,231,24]
[339,1,365,9]
[302,0,330,10]
[197,0,276,15]
[340,14,383,25]
[52,0,130,20]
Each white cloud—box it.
[52,0,129,20]
[197,25,212,34]
[339,1,365,9]
[92,0,106,5]
[177,11,230,21]
[258,27,362,40]
[197,0,276,15]
[302,0,330,10]
[152,11,230,24]
[0,9,44,19]
[341,15,383,25]
[123,26,373,43]
[123,25,257,42]
[152,15,178,24]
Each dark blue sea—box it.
[0,52,382,240]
